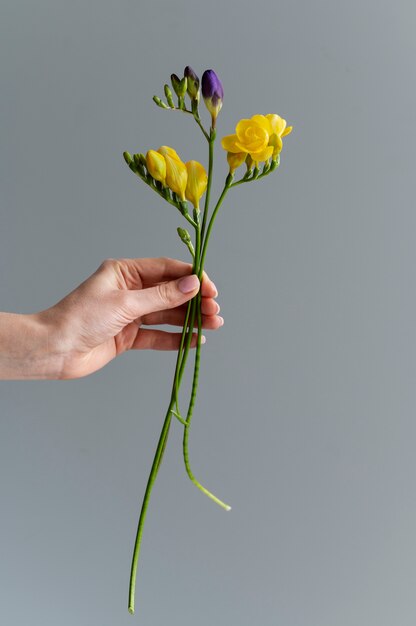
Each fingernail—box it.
[178,274,200,293]
[212,282,218,297]
[201,335,206,344]
[218,316,224,326]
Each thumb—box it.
[123,274,200,319]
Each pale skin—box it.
[0,257,223,381]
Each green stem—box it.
[182,289,231,511]
[133,170,198,229]
[230,157,280,188]
[199,179,232,272]
[194,115,210,141]
[128,227,200,613]
[200,130,215,243]
[128,402,174,615]
[175,225,201,403]
[166,105,210,140]
[178,139,233,511]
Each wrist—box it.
[0,311,66,380]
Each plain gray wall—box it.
[1,1,416,625]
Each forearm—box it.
[0,312,64,380]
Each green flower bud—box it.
[171,74,187,110]
[270,155,280,171]
[123,151,133,166]
[164,84,175,108]
[184,66,200,101]
[153,95,169,109]
[177,227,191,244]
[177,227,195,258]
[178,76,188,98]
[133,154,146,177]
[170,74,181,96]
[179,200,189,216]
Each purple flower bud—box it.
[184,66,200,100]
[201,69,224,127]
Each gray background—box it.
[1,1,415,624]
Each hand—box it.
[37,257,223,379]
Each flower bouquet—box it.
[123,66,292,616]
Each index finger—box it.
[115,257,218,296]
[200,271,218,298]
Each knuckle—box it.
[99,258,116,271]
[158,256,173,271]
[156,282,172,307]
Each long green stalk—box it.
[128,401,173,614]
[128,129,233,616]
[182,289,231,510]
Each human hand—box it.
[36,257,222,379]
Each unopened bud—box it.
[177,227,195,257]
[184,66,200,101]
[201,69,223,128]
[170,74,181,96]
[177,227,191,244]
[153,95,169,109]
[270,155,280,171]
[133,154,146,177]
[164,84,175,108]
[178,77,188,97]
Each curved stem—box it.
[167,106,210,141]
[182,290,231,511]
[194,115,210,141]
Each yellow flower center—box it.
[235,119,269,154]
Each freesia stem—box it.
[200,129,215,242]
[128,117,234,617]
[128,403,173,615]
[175,225,201,398]
[129,226,201,614]
[200,178,233,271]
[182,289,231,511]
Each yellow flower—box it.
[185,160,208,208]
[146,150,167,186]
[221,114,292,168]
[226,151,246,174]
[157,145,182,162]
[157,146,188,200]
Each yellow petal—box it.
[266,114,287,137]
[157,145,182,162]
[282,125,293,137]
[250,145,274,164]
[235,118,268,153]
[185,160,208,208]
[235,119,252,141]
[146,150,166,186]
[269,133,283,157]
[226,151,246,173]
[251,114,273,135]
[164,154,188,200]
[221,134,242,153]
